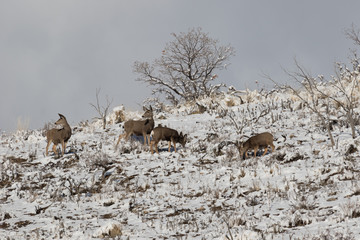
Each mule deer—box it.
[150,126,187,154]
[45,114,72,156]
[238,132,275,159]
[115,106,154,147]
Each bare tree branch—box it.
[345,23,360,46]
[90,88,113,129]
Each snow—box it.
[1,87,360,239]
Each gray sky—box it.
[1,0,360,132]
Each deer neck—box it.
[62,122,72,133]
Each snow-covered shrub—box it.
[94,222,122,238]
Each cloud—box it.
[1,0,360,131]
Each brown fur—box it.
[45,114,72,156]
[150,126,187,154]
[239,132,275,159]
[115,106,154,147]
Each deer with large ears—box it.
[45,114,72,156]
[238,132,275,159]
[115,106,155,147]
[150,125,187,154]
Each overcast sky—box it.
[1,0,360,132]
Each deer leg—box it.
[150,140,159,154]
[125,132,133,142]
[155,142,159,154]
[150,140,154,154]
[262,147,268,156]
[143,133,147,145]
[115,133,126,147]
[146,134,151,145]
[142,133,147,145]
[46,140,52,156]
[115,134,122,147]
[148,134,152,145]
[270,143,275,153]
[61,141,65,156]
[52,144,58,156]
[254,147,258,157]
[173,140,177,153]
[168,141,171,152]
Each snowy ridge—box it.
[1,86,360,239]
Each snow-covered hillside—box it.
[1,87,360,239]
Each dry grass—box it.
[16,116,30,132]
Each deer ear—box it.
[143,106,148,111]
[58,113,65,119]
[149,105,153,111]
[184,134,188,142]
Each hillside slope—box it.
[1,88,360,239]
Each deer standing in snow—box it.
[115,106,154,147]
[238,132,275,159]
[150,125,187,154]
[45,114,72,156]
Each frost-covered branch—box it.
[345,23,360,46]
[267,59,336,146]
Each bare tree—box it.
[313,24,360,139]
[341,24,360,138]
[263,24,360,145]
[328,60,359,139]
[90,88,113,129]
[134,27,235,105]
[266,59,336,147]
[268,52,360,146]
